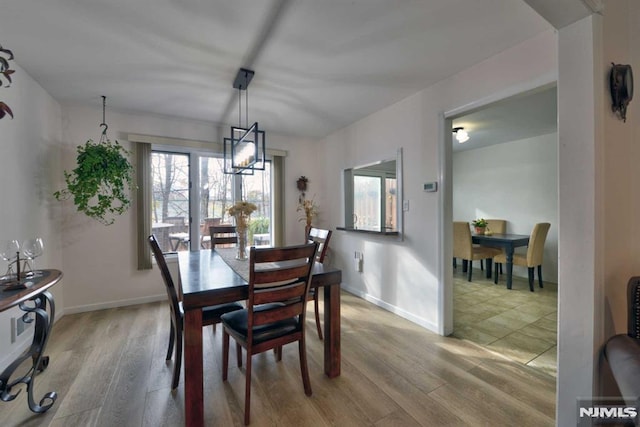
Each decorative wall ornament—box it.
[54,96,135,225]
[0,44,16,119]
[609,63,633,122]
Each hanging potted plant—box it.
[54,97,135,225]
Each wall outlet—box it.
[354,251,363,272]
[11,315,32,343]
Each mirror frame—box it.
[340,148,403,239]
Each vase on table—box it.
[236,227,248,260]
[474,226,486,235]
[305,222,312,241]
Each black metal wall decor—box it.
[0,43,16,119]
[224,68,266,174]
[609,63,633,122]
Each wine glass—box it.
[0,239,21,278]
[22,238,44,277]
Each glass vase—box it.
[236,228,248,260]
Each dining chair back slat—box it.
[210,225,238,248]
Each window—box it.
[149,149,272,253]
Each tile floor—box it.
[452,265,558,377]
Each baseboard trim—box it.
[64,294,167,315]
[341,285,439,334]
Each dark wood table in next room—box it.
[178,249,343,427]
[471,233,530,289]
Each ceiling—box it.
[1,0,552,139]
[452,85,557,152]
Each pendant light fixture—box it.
[224,68,266,174]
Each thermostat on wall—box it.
[423,181,437,192]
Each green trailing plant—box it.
[0,43,16,119]
[472,218,487,228]
[54,138,134,225]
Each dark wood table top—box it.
[178,249,341,310]
[0,269,62,312]
[472,233,530,246]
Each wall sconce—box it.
[452,127,469,143]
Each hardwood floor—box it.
[0,291,555,426]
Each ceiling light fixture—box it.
[452,127,469,143]
[224,68,266,175]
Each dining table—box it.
[178,248,342,427]
[471,233,530,289]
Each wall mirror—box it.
[341,148,403,237]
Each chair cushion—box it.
[221,303,299,344]
[202,302,244,322]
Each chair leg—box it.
[528,267,534,292]
[314,292,323,340]
[166,321,175,361]
[222,331,230,381]
[172,327,182,390]
[480,259,484,271]
[467,260,472,282]
[537,265,544,288]
[275,346,283,361]
[244,350,252,425]
[494,263,499,285]
[453,258,457,269]
[237,342,242,368]
[298,338,312,396]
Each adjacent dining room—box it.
[450,86,559,378]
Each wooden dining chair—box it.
[209,224,238,248]
[221,242,318,425]
[306,227,332,340]
[493,222,550,291]
[199,217,221,249]
[148,234,243,390]
[453,221,499,282]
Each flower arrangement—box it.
[227,200,257,232]
[297,198,318,226]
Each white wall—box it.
[58,103,320,313]
[0,63,63,370]
[322,30,558,333]
[453,133,559,282]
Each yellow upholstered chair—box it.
[493,222,551,291]
[453,221,499,282]
[481,219,507,272]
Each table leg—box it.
[323,284,340,378]
[184,309,204,427]
[506,248,515,290]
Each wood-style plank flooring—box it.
[0,291,555,426]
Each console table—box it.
[0,269,62,413]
